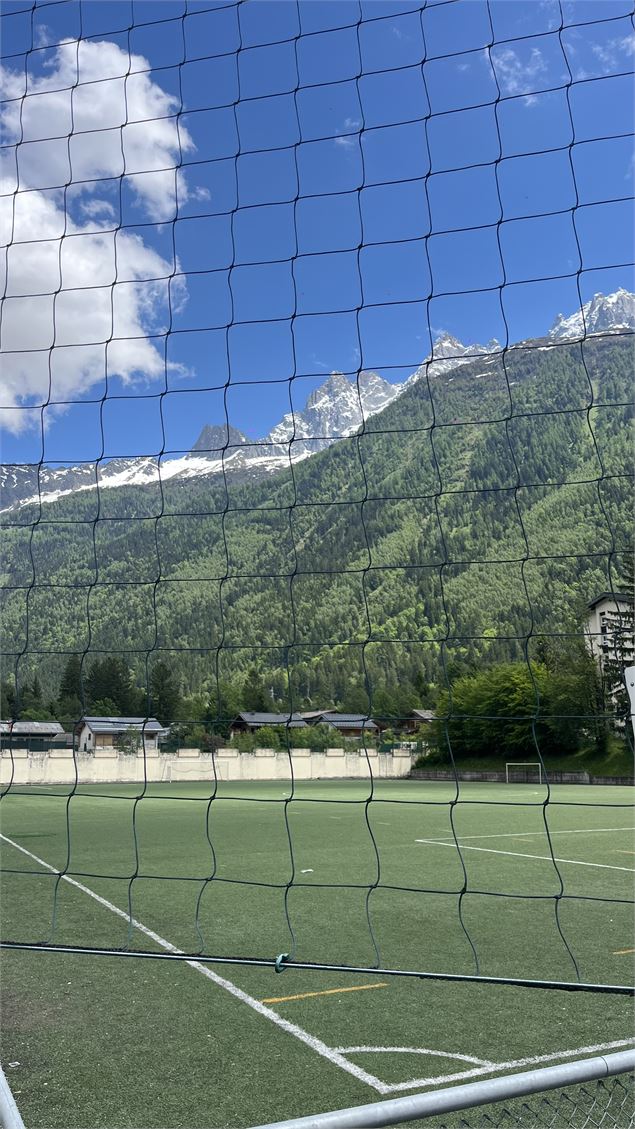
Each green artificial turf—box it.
[1,779,633,1128]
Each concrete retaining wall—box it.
[0,747,413,786]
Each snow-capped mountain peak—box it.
[432,332,464,355]
[266,370,402,449]
[432,332,501,360]
[2,291,632,513]
[549,289,635,340]
[404,332,501,386]
[306,370,350,402]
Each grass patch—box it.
[416,738,633,778]
[1,779,633,1127]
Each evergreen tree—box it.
[149,660,182,724]
[56,695,83,731]
[206,681,243,737]
[58,655,84,704]
[340,684,371,714]
[0,678,17,720]
[242,668,269,711]
[18,676,55,721]
[90,697,120,716]
[86,658,142,715]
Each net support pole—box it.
[249,1049,635,1129]
[0,1064,26,1129]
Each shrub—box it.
[429,660,604,760]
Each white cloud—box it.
[334,116,361,149]
[0,185,187,432]
[0,38,193,435]
[1,38,194,221]
[491,45,549,102]
[191,185,211,202]
[591,32,635,74]
[79,198,117,222]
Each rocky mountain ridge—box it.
[549,288,635,340]
[1,290,633,514]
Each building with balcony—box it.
[585,592,634,672]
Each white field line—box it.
[339,1047,494,1066]
[482,791,543,798]
[421,827,635,844]
[409,792,544,800]
[4,834,633,1099]
[0,833,388,1095]
[336,1039,635,1094]
[414,840,635,872]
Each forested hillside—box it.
[1,334,632,715]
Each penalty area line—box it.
[414,839,635,872]
[0,833,388,1095]
[419,827,635,844]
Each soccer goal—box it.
[505,762,544,785]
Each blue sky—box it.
[0,0,633,465]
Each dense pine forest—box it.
[1,334,632,733]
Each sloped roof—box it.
[236,712,307,729]
[411,709,436,722]
[320,713,378,731]
[80,716,166,734]
[0,720,64,736]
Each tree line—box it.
[1,627,630,764]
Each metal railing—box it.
[0,1064,26,1129]
[250,1049,635,1129]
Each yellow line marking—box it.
[615,851,635,855]
[613,948,635,955]
[261,983,388,1005]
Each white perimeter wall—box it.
[0,747,413,785]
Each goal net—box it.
[505,763,544,785]
[0,0,633,1002]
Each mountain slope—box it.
[3,290,631,515]
[1,332,631,706]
